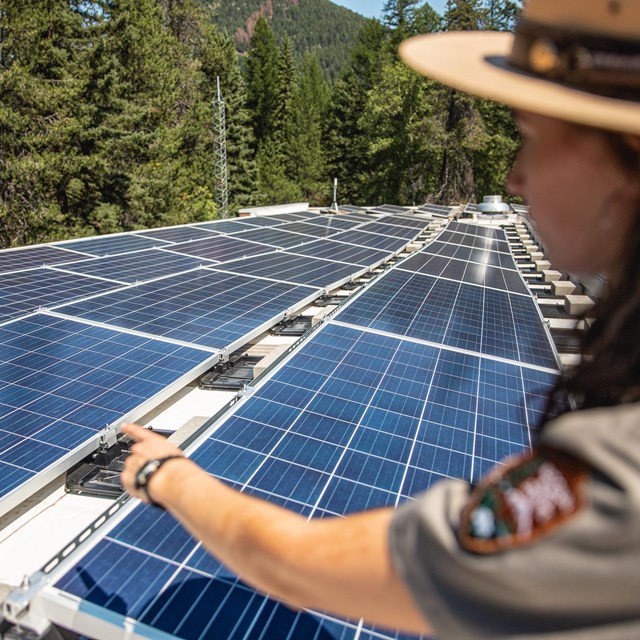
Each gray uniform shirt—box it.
[389,403,640,639]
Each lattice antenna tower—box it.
[213,76,229,218]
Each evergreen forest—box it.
[0,0,522,249]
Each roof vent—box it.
[478,195,511,214]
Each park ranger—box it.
[122,0,640,637]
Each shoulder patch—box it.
[459,448,590,554]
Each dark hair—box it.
[541,132,640,427]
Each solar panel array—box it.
[0,211,426,514]
[38,221,560,640]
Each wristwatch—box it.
[134,454,183,507]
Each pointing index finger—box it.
[120,422,152,441]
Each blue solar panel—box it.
[419,241,518,270]
[331,230,410,252]
[278,222,343,238]
[447,222,506,239]
[136,226,220,243]
[52,321,556,640]
[0,245,87,275]
[58,234,170,256]
[437,230,511,254]
[230,228,317,249]
[337,269,557,368]
[398,252,528,294]
[358,222,421,240]
[233,216,289,227]
[211,253,366,288]
[375,215,429,230]
[51,249,215,284]
[289,239,392,266]
[194,220,257,234]
[0,313,212,502]
[0,268,122,324]
[56,270,320,350]
[275,211,321,221]
[165,236,272,262]
[302,216,362,231]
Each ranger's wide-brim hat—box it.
[400,0,640,135]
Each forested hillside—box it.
[0,0,522,249]
[206,0,366,80]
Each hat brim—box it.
[400,32,640,136]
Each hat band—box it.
[509,18,640,99]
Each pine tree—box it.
[435,0,491,204]
[326,19,388,204]
[286,53,330,204]
[382,0,420,45]
[0,0,87,246]
[244,17,280,146]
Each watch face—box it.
[136,460,159,488]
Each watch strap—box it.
[134,454,184,508]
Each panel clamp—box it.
[2,571,52,636]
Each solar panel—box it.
[436,229,511,254]
[420,240,518,270]
[398,252,528,294]
[301,216,362,231]
[330,229,411,252]
[337,269,556,369]
[375,215,430,230]
[357,221,422,240]
[57,234,170,256]
[210,253,367,289]
[446,222,505,238]
[230,227,318,249]
[55,270,320,351]
[288,239,393,266]
[278,222,343,239]
[164,235,272,263]
[0,268,122,325]
[0,313,214,514]
[339,212,372,222]
[194,220,257,234]
[276,211,321,221]
[0,245,88,275]
[367,204,412,215]
[235,216,291,227]
[50,249,216,284]
[334,205,366,215]
[135,226,219,243]
[414,204,452,216]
